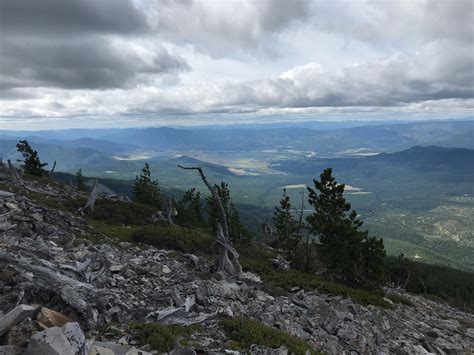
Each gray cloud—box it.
[0,37,189,90]
[0,0,148,36]
[0,0,472,126]
[0,0,189,90]
[148,0,311,56]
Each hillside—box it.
[0,170,473,354]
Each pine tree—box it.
[16,140,48,176]
[133,163,161,207]
[75,168,87,191]
[205,181,251,243]
[272,189,301,262]
[176,188,205,227]
[306,168,385,287]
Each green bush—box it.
[89,200,157,225]
[237,242,391,308]
[132,224,215,256]
[128,322,201,352]
[220,317,318,354]
[385,292,415,307]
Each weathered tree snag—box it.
[161,195,175,225]
[258,218,272,243]
[177,165,229,237]
[177,165,241,277]
[48,160,57,176]
[79,180,98,216]
[7,159,57,196]
[0,252,97,315]
[8,159,23,184]
[216,223,242,276]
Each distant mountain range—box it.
[1,120,473,157]
[273,145,474,178]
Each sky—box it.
[0,0,473,129]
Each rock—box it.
[62,322,87,354]
[36,307,72,328]
[0,304,39,337]
[109,265,123,273]
[92,341,153,355]
[250,345,289,355]
[195,286,209,306]
[5,319,39,347]
[25,322,86,355]
[0,345,24,355]
[169,342,197,355]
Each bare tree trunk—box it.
[79,180,98,215]
[8,159,23,184]
[0,252,97,315]
[48,160,57,176]
[161,195,175,224]
[7,160,57,196]
[178,165,241,277]
[177,165,229,237]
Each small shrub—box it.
[128,322,201,352]
[132,224,215,256]
[90,200,157,225]
[220,316,318,354]
[385,292,415,307]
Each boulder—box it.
[0,345,24,355]
[250,345,289,355]
[36,307,72,328]
[91,341,153,355]
[5,319,39,347]
[25,322,86,355]
[0,305,39,337]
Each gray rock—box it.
[169,342,197,355]
[24,322,86,355]
[0,305,39,337]
[62,322,86,354]
[92,341,153,355]
[0,346,24,355]
[250,345,289,355]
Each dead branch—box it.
[0,252,97,315]
[177,165,229,237]
[79,179,98,215]
[7,160,57,196]
[178,165,241,276]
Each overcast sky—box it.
[0,0,473,129]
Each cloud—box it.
[0,0,189,90]
[145,0,311,56]
[0,0,148,36]
[0,0,472,128]
[0,37,189,90]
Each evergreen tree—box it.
[133,163,161,207]
[272,189,301,262]
[16,140,48,176]
[306,168,385,287]
[176,188,205,227]
[75,168,87,191]
[205,181,251,243]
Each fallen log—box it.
[0,252,97,315]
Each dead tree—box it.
[178,165,241,277]
[7,160,57,197]
[161,195,175,224]
[79,180,98,216]
[258,218,272,243]
[0,252,97,315]
[48,160,57,176]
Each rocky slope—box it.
[0,176,473,354]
